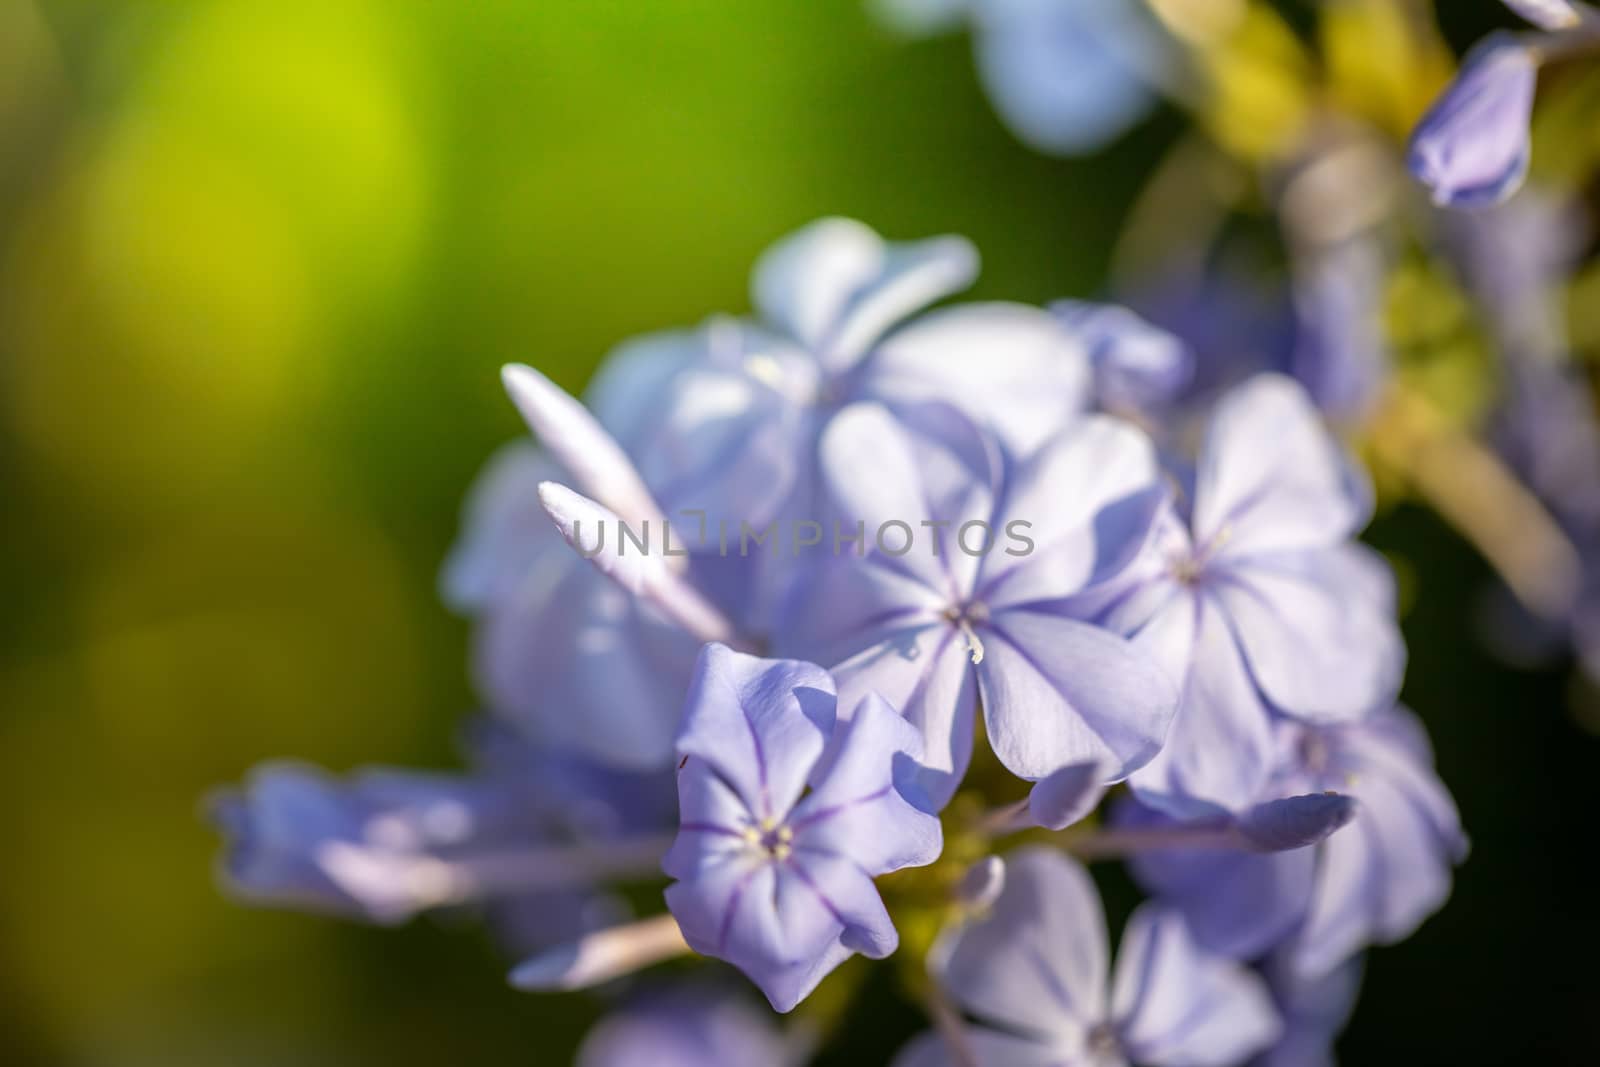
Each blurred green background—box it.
[2,1,1596,1064]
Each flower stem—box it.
[1368,387,1582,621]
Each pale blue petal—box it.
[860,302,1093,455]
[791,692,943,873]
[939,846,1108,1041]
[675,644,837,820]
[1112,906,1282,1067]
[1129,594,1277,817]
[1209,549,1405,723]
[979,609,1176,782]
[1193,375,1371,554]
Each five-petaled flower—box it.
[662,643,943,1011]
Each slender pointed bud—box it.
[1503,0,1584,30]
[1235,793,1359,852]
[509,913,691,992]
[1407,36,1537,209]
[501,363,672,535]
[538,482,745,647]
[954,856,1006,912]
[1028,759,1110,831]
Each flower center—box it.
[743,816,794,861]
[941,601,990,664]
[1086,1022,1121,1058]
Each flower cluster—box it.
[209,1,1600,1062]
[213,215,1466,1064]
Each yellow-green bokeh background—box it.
[0,3,1159,1061]
[3,2,1595,1064]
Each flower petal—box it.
[1129,594,1277,817]
[860,302,1093,455]
[979,414,1164,608]
[792,692,943,873]
[752,217,978,372]
[938,847,1109,1040]
[1193,374,1371,554]
[979,609,1176,782]
[1111,906,1282,1067]
[675,644,838,819]
[1209,549,1405,723]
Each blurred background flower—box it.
[1,1,1597,1064]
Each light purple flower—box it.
[894,847,1281,1067]
[1126,707,1468,979]
[210,767,606,931]
[877,0,1172,155]
[1408,34,1539,209]
[780,400,1177,806]
[662,644,942,1012]
[576,985,801,1067]
[1098,374,1404,816]
[1051,299,1194,418]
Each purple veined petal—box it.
[665,858,791,985]
[938,847,1110,1043]
[790,693,944,872]
[1028,759,1110,831]
[674,644,837,821]
[662,765,754,880]
[503,364,668,532]
[440,442,563,614]
[1502,0,1585,29]
[1208,548,1405,723]
[1111,906,1283,1067]
[781,850,900,959]
[751,218,978,373]
[1129,594,1277,818]
[1121,800,1316,961]
[890,1027,1075,1067]
[978,608,1177,782]
[819,401,1001,598]
[1407,34,1538,210]
[1192,374,1372,555]
[1236,794,1359,853]
[776,552,949,669]
[978,414,1165,608]
[971,0,1164,155]
[831,622,979,808]
[1050,298,1194,415]
[859,302,1093,455]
